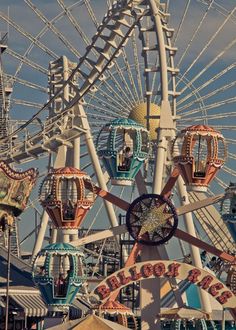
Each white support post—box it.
[139,2,176,326]
[33,56,80,258]
[140,246,161,330]
[153,132,167,194]
[78,104,119,230]
[222,308,225,330]
[31,145,67,261]
[61,229,70,243]
[177,176,212,314]
[73,137,80,169]
[31,211,49,261]
[50,227,57,244]
[67,137,80,243]
[85,130,120,229]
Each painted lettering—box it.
[198,275,214,290]
[92,261,235,308]
[209,282,224,297]
[188,268,201,283]
[217,291,233,304]
[95,285,110,300]
[117,271,132,285]
[107,276,121,291]
[141,263,153,278]
[153,262,165,277]
[130,266,142,281]
[166,263,181,277]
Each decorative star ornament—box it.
[139,203,172,236]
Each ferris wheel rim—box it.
[0,0,235,257]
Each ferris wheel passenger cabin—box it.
[173,125,227,192]
[32,243,85,311]
[96,118,150,186]
[39,167,95,230]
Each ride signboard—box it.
[90,260,236,309]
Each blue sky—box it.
[0,0,235,255]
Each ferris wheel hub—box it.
[126,194,178,246]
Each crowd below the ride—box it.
[184,249,236,276]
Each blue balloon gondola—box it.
[32,243,85,312]
[96,118,150,186]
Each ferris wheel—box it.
[0,0,236,327]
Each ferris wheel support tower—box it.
[32,55,120,257]
[141,1,212,328]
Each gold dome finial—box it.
[129,102,160,140]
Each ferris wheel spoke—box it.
[176,0,213,68]
[5,74,47,93]
[152,231,165,240]
[81,37,136,106]
[139,199,154,210]
[86,94,128,115]
[176,124,236,133]
[90,82,131,110]
[81,162,94,173]
[57,0,93,48]
[12,99,43,109]
[179,34,236,96]
[105,78,135,109]
[221,166,236,177]
[131,30,144,100]
[24,0,82,58]
[130,212,143,222]
[174,228,235,263]
[151,58,160,105]
[206,125,236,131]
[213,176,228,189]
[179,97,236,117]
[172,0,191,45]
[177,81,236,113]
[91,238,107,277]
[106,63,138,107]
[179,112,236,122]
[177,7,236,89]
[6,48,48,75]
[84,0,99,28]
[0,10,58,59]
[209,0,236,22]
[161,221,175,230]
[9,2,87,89]
[85,194,109,237]
[177,61,236,107]
[57,0,136,108]
[87,111,117,121]
[120,48,140,103]
[192,201,234,251]
[98,75,135,109]
[228,152,236,160]
[87,84,131,112]
[226,138,236,145]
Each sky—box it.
[0,0,235,257]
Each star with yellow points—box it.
[138,203,172,237]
